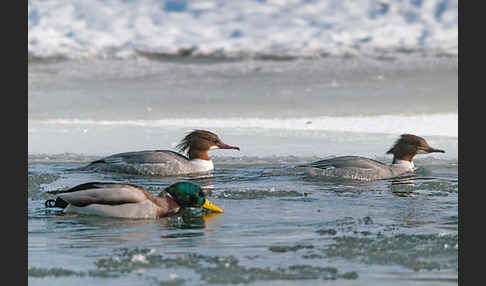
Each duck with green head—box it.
[45,181,222,219]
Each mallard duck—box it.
[77,130,239,176]
[296,134,445,181]
[45,181,223,219]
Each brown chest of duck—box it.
[45,181,223,219]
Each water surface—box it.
[28,155,457,285]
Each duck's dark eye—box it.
[189,194,198,204]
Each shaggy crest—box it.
[176,130,220,154]
[386,134,429,155]
[385,133,444,161]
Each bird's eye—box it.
[189,195,198,204]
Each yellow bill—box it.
[203,212,221,220]
[202,199,223,213]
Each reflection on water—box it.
[160,212,221,239]
[29,160,457,285]
[390,175,416,197]
[44,209,222,246]
[165,210,222,230]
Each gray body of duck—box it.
[45,181,223,219]
[297,134,445,181]
[78,130,239,176]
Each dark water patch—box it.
[28,265,121,278]
[94,248,161,274]
[316,228,337,236]
[28,54,69,64]
[302,254,325,259]
[280,197,318,203]
[30,248,358,283]
[400,277,458,283]
[28,268,122,279]
[316,216,394,236]
[160,232,205,239]
[325,233,458,271]
[439,216,458,231]
[199,263,358,284]
[268,245,314,253]
[135,49,305,63]
[442,215,458,225]
[215,189,303,200]
[28,266,85,278]
[134,49,244,64]
[315,216,403,241]
[28,49,458,66]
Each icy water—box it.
[28,0,458,284]
[28,56,457,285]
[28,156,458,285]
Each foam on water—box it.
[28,0,457,60]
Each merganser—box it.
[77,130,239,176]
[296,134,445,181]
[44,181,223,219]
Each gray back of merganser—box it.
[302,156,405,181]
[78,130,239,176]
[297,134,445,181]
[81,150,199,176]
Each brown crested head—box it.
[176,130,239,160]
[386,134,445,162]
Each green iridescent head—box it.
[164,182,223,212]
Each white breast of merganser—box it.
[391,159,415,171]
[189,159,214,172]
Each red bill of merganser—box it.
[77,130,239,176]
[295,134,445,181]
